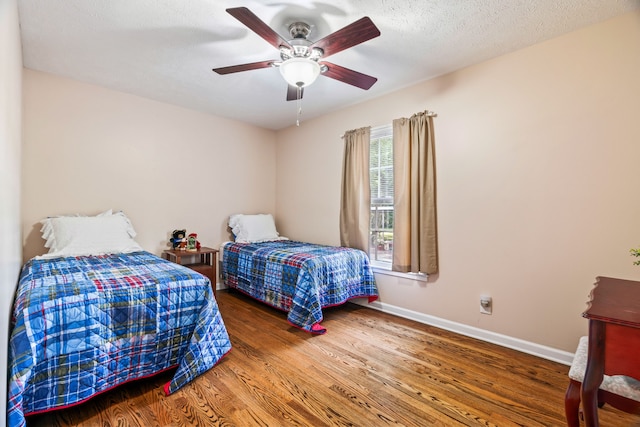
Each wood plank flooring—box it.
[28,289,640,426]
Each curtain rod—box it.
[340,110,438,138]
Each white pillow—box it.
[40,211,142,257]
[229,214,286,243]
[40,209,115,250]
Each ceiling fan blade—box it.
[213,60,274,75]
[286,85,304,101]
[226,7,291,50]
[321,62,377,90]
[310,17,380,58]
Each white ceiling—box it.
[18,0,640,130]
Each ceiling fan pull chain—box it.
[296,85,302,126]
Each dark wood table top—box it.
[583,276,640,327]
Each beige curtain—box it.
[339,127,371,252]
[392,112,438,274]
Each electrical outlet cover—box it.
[480,295,492,314]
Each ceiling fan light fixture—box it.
[279,57,321,88]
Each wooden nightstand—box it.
[162,247,219,296]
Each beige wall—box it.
[22,70,277,260]
[276,11,640,352]
[1,0,23,425]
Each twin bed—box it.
[8,212,378,425]
[221,214,378,334]
[8,212,232,427]
[222,239,378,334]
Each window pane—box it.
[370,138,379,167]
[379,167,393,200]
[379,137,392,167]
[369,126,393,263]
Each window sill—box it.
[370,263,428,282]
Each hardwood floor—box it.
[28,289,640,426]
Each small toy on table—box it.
[169,229,186,250]
[186,233,201,252]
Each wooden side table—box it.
[581,276,640,426]
[163,247,219,296]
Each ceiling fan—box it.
[212,7,381,101]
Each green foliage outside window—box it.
[632,247,640,266]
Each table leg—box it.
[581,321,605,427]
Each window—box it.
[369,125,393,264]
[342,114,436,276]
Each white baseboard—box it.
[352,299,574,366]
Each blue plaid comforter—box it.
[222,240,378,333]
[8,251,232,427]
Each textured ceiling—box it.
[18,0,640,130]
